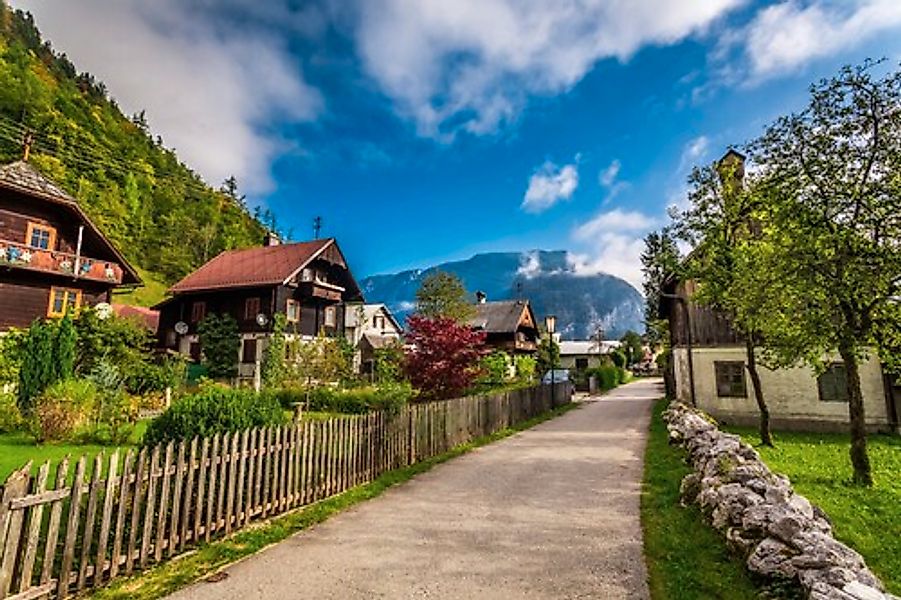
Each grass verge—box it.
[729,427,901,596]
[641,398,761,600]
[88,402,580,600]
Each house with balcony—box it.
[155,236,363,378]
[0,160,141,331]
[468,295,539,355]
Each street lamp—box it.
[544,315,557,404]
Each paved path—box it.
[168,379,661,600]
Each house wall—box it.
[672,346,891,432]
[558,355,606,370]
[0,273,109,330]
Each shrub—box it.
[405,315,486,400]
[610,349,627,369]
[142,385,287,447]
[0,329,25,385]
[514,355,537,382]
[373,341,405,384]
[197,313,240,379]
[0,391,22,433]
[588,365,620,391]
[126,356,186,395]
[18,320,60,414]
[74,307,150,378]
[274,383,414,415]
[480,351,510,385]
[31,379,98,442]
[92,391,138,446]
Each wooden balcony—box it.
[0,238,124,284]
[298,279,344,302]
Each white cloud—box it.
[16,0,323,194]
[679,135,710,170]
[570,208,657,290]
[521,160,579,213]
[517,251,542,279]
[598,159,621,187]
[353,0,745,138]
[742,0,901,79]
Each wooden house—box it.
[0,161,140,330]
[659,149,898,433]
[155,237,363,378]
[468,297,539,355]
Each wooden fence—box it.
[0,383,571,599]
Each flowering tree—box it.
[405,315,486,400]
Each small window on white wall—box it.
[818,364,849,402]
[714,361,747,398]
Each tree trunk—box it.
[839,343,873,486]
[745,334,773,447]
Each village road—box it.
[166,379,660,599]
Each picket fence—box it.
[0,383,571,599]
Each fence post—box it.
[0,463,32,596]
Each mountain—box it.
[0,7,268,304]
[361,251,645,339]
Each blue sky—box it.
[16,0,901,288]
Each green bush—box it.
[610,349,627,369]
[0,391,22,433]
[126,356,186,395]
[480,351,510,384]
[514,355,537,382]
[588,365,620,391]
[31,379,98,442]
[274,383,414,415]
[142,385,288,447]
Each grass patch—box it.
[112,266,169,307]
[88,402,579,600]
[0,420,148,480]
[642,398,761,600]
[728,427,901,595]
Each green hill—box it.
[0,5,272,305]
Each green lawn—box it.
[729,427,901,596]
[0,420,148,481]
[642,398,762,599]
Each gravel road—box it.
[166,379,660,599]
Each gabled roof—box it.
[346,303,403,334]
[559,340,621,356]
[168,237,341,294]
[0,161,141,285]
[468,300,536,334]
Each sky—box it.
[13,0,901,290]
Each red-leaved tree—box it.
[404,315,486,400]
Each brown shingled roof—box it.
[0,161,77,203]
[468,300,536,334]
[168,238,333,293]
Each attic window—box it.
[26,222,56,251]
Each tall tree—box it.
[674,154,775,446]
[640,228,680,346]
[748,62,901,485]
[415,271,475,321]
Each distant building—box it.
[155,236,363,379]
[558,340,621,371]
[344,303,403,375]
[0,161,141,331]
[467,294,539,355]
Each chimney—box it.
[476,291,487,304]
[263,231,281,247]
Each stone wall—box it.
[663,401,897,600]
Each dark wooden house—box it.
[468,298,539,355]
[0,161,141,330]
[155,237,363,376]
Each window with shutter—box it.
[818,364,849,402]
[714,361,747,397]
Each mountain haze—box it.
[361,251,644,339]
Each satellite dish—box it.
[174,321,189,335]
[256,313,269,327]
[95,302,113,320]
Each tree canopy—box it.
[414,272,475,322]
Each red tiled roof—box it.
[112,303,160,332]
[168,238,333,293]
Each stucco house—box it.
[344,303,403,375]
[660,150,899,433]
[558,340,621,371]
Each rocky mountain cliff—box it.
[360,250,644,339]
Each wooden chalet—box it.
[0,161,140,330]
[468,296,539,354]
[155,237,363,375]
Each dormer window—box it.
[26,222,56,250]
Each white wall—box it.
[672,346,890,431]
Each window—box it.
[244,297,261,321]
[26,222,56,250]
[324,305,337,327]
[191,301,206,323]
[242,339,258,364]
[286,299,300,323]
[818,364,849,402]
[575,358,589,370]
[714,361,747,397]
[47,287,81,317]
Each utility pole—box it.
[313,216,322,239]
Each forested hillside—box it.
[0,6,271,302]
